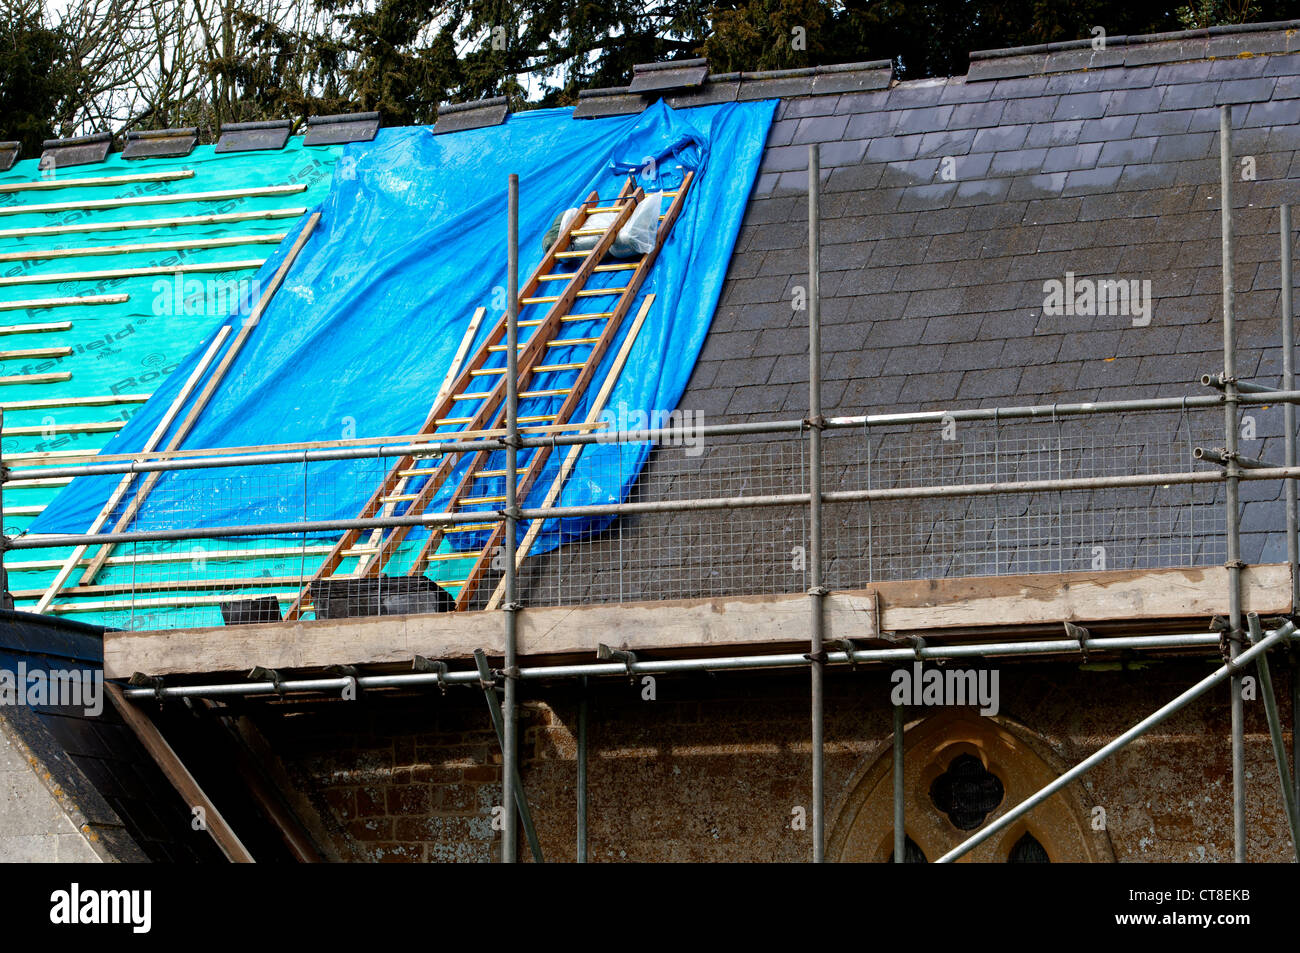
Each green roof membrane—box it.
[0,138,342,601]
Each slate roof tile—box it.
[971,124,1031,153]
[991,147,1049,175]
[1042,142,1103,172]
[1053,91,1113,120]
[1214,77,1278,104]
[792,114,850,143]
[917,128,977,157]
[1007,171,1069,200]
[1024,120,1085,148]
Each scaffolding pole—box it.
[123,632,1231,700]
[577,677,588,864]
[0,408,10,611]
[502,173,521,865]
[936,621,1298,863]
[893,703,905,863]
[1244,614,1300,858]
[1219,105,1247,863]
[1285,204,1297,612]
[26,388,1300,486]
[807,143,826,864]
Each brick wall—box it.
[254,657,1299,862]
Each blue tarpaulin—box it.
[33,99,776,568]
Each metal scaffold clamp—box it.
[128,672,165,703]
[803,414,827,431]
[413,655,450,694]
[838,639,859,671]
[1064,621,1091,662]
[326,664,360,699]
[597,643,638,682]
[248,666,285,695]
[1210,616,1243,661]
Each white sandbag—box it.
[611,191,662,258]
[552,192,664,256]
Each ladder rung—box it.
[534,363,585,373]
[470,367,506,376]
[536,274,573,282]
[519,387,572,398]
[461,495,505,505]
[445,523,497,534]
[571,228,608,237]
[576,287,628,297]
[382,493,420,502]
[452,391,494,402]
[594,263,637,272]
[555,251,589,259]
[519,313,611,327]
[427,551,477,562]
[546,337,600,347]
[475,464,533,478]
[434,416,474,425]
[586,205,623,213]
[518,414,558,423]
[521,296,560,305]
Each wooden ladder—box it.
[285,171,693,618]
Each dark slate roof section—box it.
[629,58,710,93]
[0,611,223,861]
[39,132,113,170]
[434,96,510,135]
[0,141,20,173]
[215,119,292,154]
[967,20,1300,82]
[573,61,894,118]
[122,127,199,160]
[304,112,382,146]
[516,24,1300,604]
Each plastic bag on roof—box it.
[611,191,662,257]
[544,191,663,258]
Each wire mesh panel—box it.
[510,435,809,609]
[822,408,1225,588]
[15,404,1247,628]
